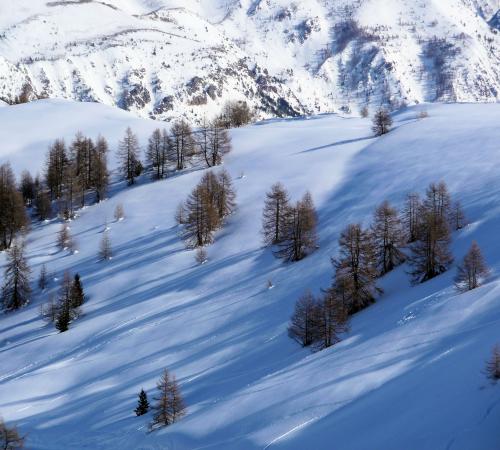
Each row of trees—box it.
[261,183,318,262]
[134,369,186,430]
[118,120,232,185]
[177,170,236,248]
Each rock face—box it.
[0,1,499,122]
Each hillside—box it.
[0,1,499,122]
[1,100,500,449]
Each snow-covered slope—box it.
[1,100,500,449]
[0,0,499,122]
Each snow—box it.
[1,100,500,449]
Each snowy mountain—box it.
[0,0,499,122]
[1,99,500,449]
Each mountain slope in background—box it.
[0,0,499,122]
[1,100,500,449]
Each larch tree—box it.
[146,128,168,180]
[333,223,380,314]
[34,189,52,221]
[99,230,112,261]
[371,200,406,275]
[403,192,421,243]
[20,170,36,206]
[93,135,109,202]
[276,192,318,262]
[408,183,454,284]
[312,289,349,351]
[114,203,125,221]
[454,241,489,292]
[45,139,68,199]
[117,127,140,185]
[450,200,466,231]
[214,169,236,220]
[57,224,74,252]
[262,182,290,246]
[38,264,48,290]
[1,241,31,312]
[485,344,500,382]
[372,108,392,136]
[0,418,25,450]
[170,120,195,171]
[150,369,186,430]
[288,291,317,347]
[0,163,27,250]
[205,120,231,167]
[168,375,186,424]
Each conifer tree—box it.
[1,241,31,312]
[170,120,195,171]
[403,192,421,243]
[93,135,109,202]
[146,128,169,180]
[205,120,231,167]
[135,389,150,416]
[262,182,290,246]
[99,231,112,261]
[34,189,52,221]
[20,170,36,206]
[0,418,25,450]
[450,200,466,231]
[57,224,74,251]
[150,369,186,430]
[0,163,28,250]
[45,139,68,199]
[114,203,125,221]
[70,273,85,308]
[117,127,140,185]
[408,184,454,284]
[55,271,75,332]
[371,200,406,275]
[485,344,500,381]
[214,169,236,219]
[454,241,489,292]
[312,288,349,351]
[276,192,318,262]
[288,291,317,347]
[333,223,380,314]
[38,264,48,290]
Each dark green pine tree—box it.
[55,299,71,332]
[135,389,150,416]
[70,273,85,308]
